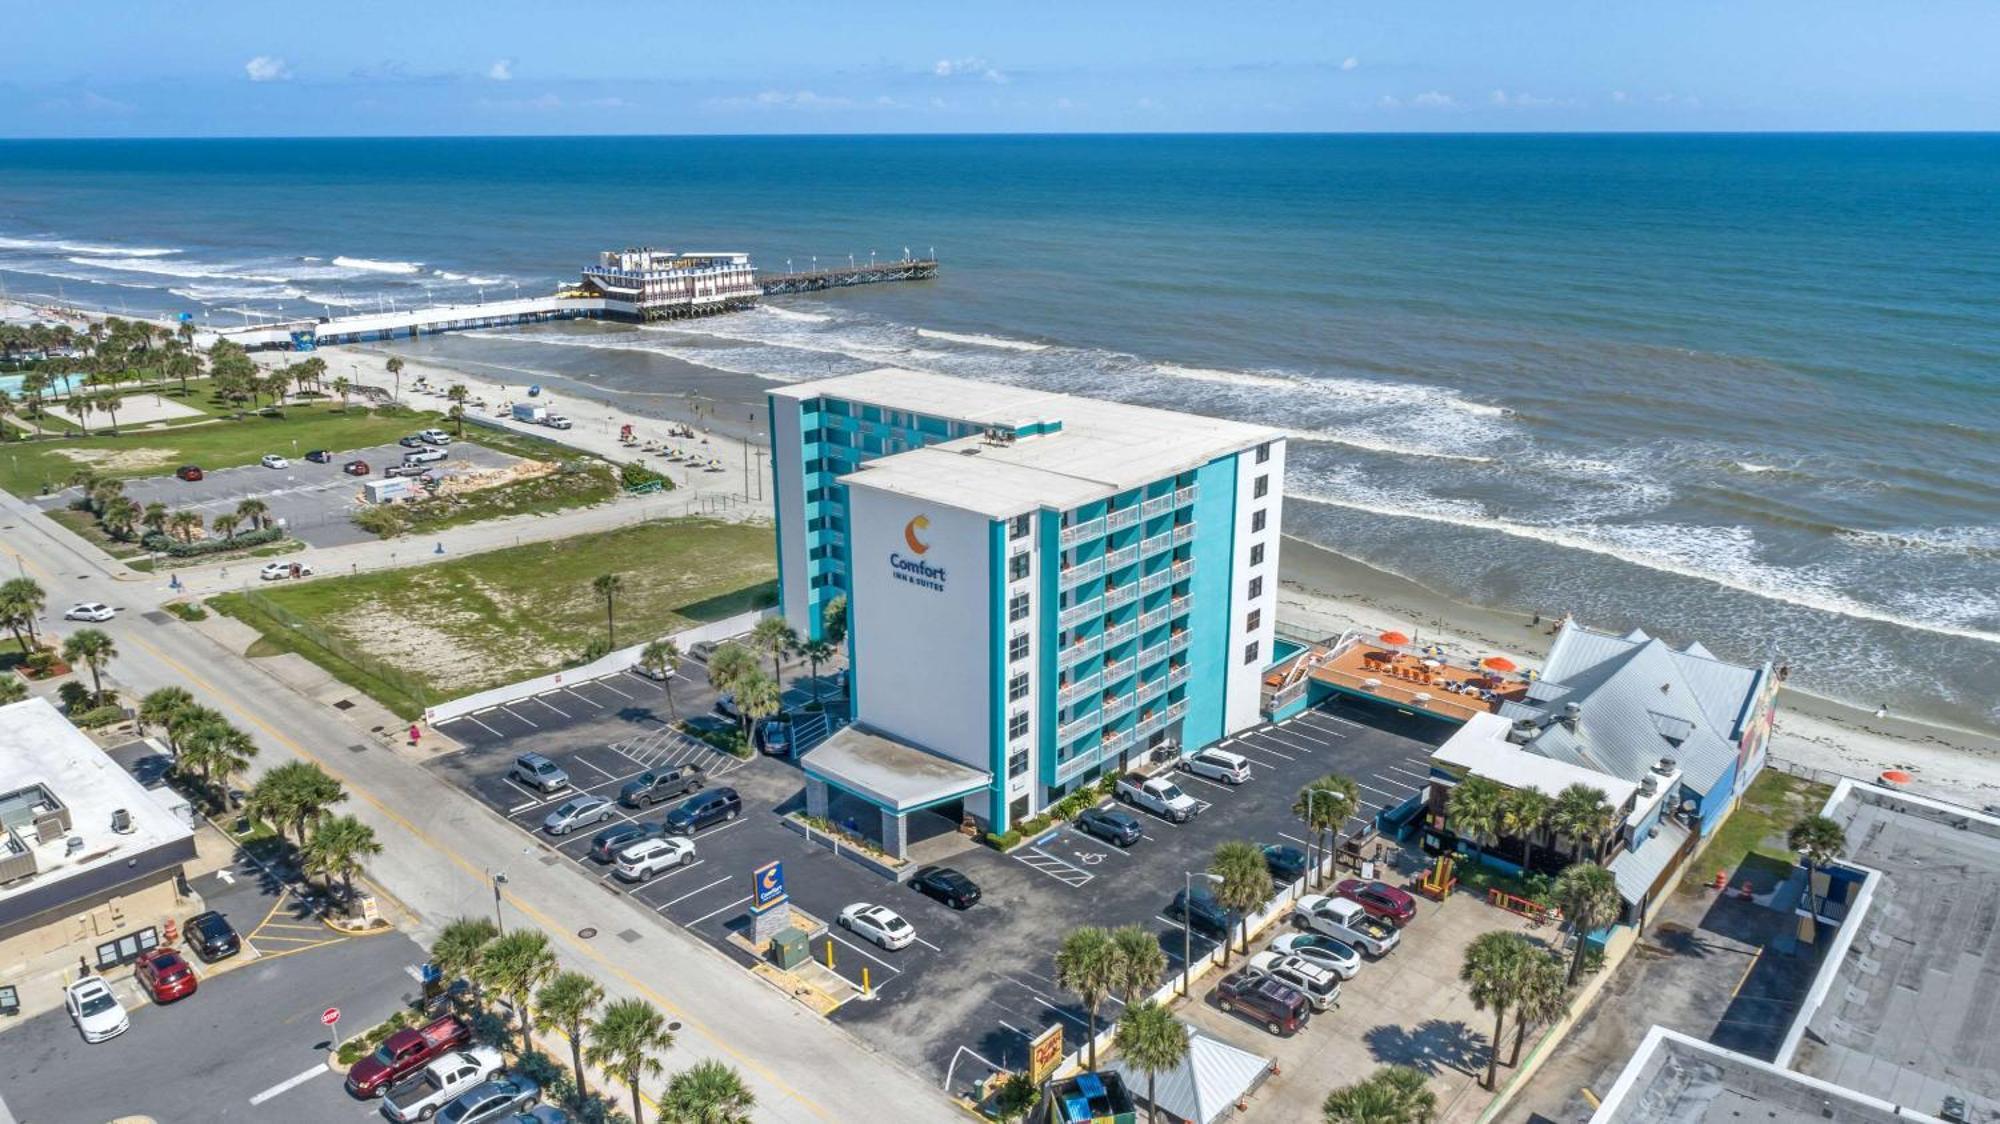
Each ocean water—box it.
[2,135,1995,732]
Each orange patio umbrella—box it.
[1482,656,1518,673]
[1379,630,1411,646]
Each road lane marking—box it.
[249,1063,328,1106]
[685,893,754,927]
[655,874,732,910]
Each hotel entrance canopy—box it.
[800,726,992,815]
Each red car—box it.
[175,465,204,482]
[1335,878,1418,927]
[345,1015,470,1097]
[134,948,199,1003]
[343,459,370,476]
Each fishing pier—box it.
[759,257,939,295]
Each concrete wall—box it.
[768,393,811,637]
[0,863,190,970]
[1226,439,1284,734]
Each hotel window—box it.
[1248,576,1263,600]
[1009,633,1031,664]
[1251,509,1267,533]
[1008,711,1031,741]
[1008,749,1031,777]
[1009,672,1031,703]
[1009,592,1031,622]
[1253,474,1270,499]
[1250,543,1265,567]
[1244,640,1261,665]
[1009,553,1032,582]
[1256,442,1272,464]
[1010,514,1032,540]
[1246,609,1262,633]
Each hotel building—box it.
[767,369,1284,850]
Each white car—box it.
[64,602,115,622]
[838,903,915,951]
[1269,932,1363,979]
[65,977,130,1043]
[1179,748,1252,784]
[258,562,314,581]
[1247,950,1343,1011]
[419,428,453,445]
[260,454,289,469]
[544,415,572,430]
[613,836,696,882]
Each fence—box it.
[231,589,432,715]
[1761,754,1852,791]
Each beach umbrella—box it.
[1482,656,1518,673]
[1379,630,1411,646]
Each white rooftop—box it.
[800,723,991,813]
[0,698,192,903]
[1433,712,1640,807]
[776,368,1283,516]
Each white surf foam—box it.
[433,270,509,285]
[761,306,832,324]
[332,256,423,275]
[0,235,179,257]
[1151,363,1294,389]
[67,255,291,284]
[917,327,1046,351]
[1291,430,1495,463]
[170,282,306,303]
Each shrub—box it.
[620,460,672,491]
[164,601,209,622]
[142,526,285,558]
[72,705,127,729]
[354,505,408,538]
[24,649,57,675]
[57,680,93,712]
[576,636,612,664]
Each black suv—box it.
[910,866,981,910]
[1166,888,1237,939]
[1076,807,1143,847]
[588,821,665,863]
[183,910,241,962]
[665,787,742,835]
[619,764,706,808]
[1214,970,1312,1036]
[1262,843,1309,884]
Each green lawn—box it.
[385,463,623,537]
[210,518,777,717]
[1685,767,1833,888]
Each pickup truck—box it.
[618,763,707,808]
[1114,772,1200,823]
[1293,894,1400,957]
[345,1015,472,1098]
[382,1045,504,1121]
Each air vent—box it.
[111,809,133,834]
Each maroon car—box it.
[1335,878,1418,927]
[345,1015,470,1098]
[134,948,198,1003]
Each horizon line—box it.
[4,128,1999,143]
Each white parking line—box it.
[1234,751,1288,771]
[557,687,598,708]
[594,676,635,699]
[531,695,570,718]
[1173,772,1238,795]
[1291,713,1352,737]
[1240,737,1296,760]
[655,874,732,910]
[1358,780,1413,802]
[1313,709,1368,729]
[827,929,904,975]
[912,935,945,953]
[691,817,752,841]
[1263,731,1326,756]
[685,893,753,927]
[620,858,706,888]
[248,1063,328,1106]
[571,755,616,781]
[1279,831,1315,849]
[1387,764,1433,783]
[499,705,539,729]
[460,713,504,737]
[1016,848,1093,888]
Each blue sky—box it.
[5,0,1995,137]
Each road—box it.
[0,488,962,1123]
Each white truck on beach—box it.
[512,402,549,424]
[1114,772,1200,824]
[381,1045,504,1122]
[1293,894,1400,956]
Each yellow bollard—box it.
[825,939,836,969]
[862,967,872,996]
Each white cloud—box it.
[707,89,860,111]
[487,59,514,81]
[933,56,1007,84]
[1341,56,1359,71]
[1490,89,1567,108]
[1411,90,1454,108]
[244,56,291,82]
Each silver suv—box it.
[508,753,569,794]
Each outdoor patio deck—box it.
[1308,643,1530,724]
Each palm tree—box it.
[1550,863,1619,984]
[167,509,203,543]
[1550,784,1614,864]
[141,501,169,537]
[1053,927,1119,1068]
[386,355,405,402]
[991,1073,1042,1123]
[235,497,271,531]
[639,640,681,719]
[1322,1066,1437,1124]
[660,1060,756,1124]
[537,971,604,1101]
[705,643,756,699]
[165,349,196,399]
[750,616,797,686]
[102,496,143,541]
[586,997,675,1124]
[1114,1000,1189,1124]
[0,576,47,653]
[137,687,195,746]
[211,512,242,541]
[820,594,847,646]
[1506,951,1569,1067]
[185,718,258,806]
[448,384,470,437]
[432,917,500,1008]
[799,638,836,709]
[61,628,116,704]
[303,814,382,904]
[592,573,624,648]
[69,394,92,435]
[1447,776,1506,856]
[332,374,351,410]
[249,760,347,844]
[95,391,123,432]
[1788,815,1848,925]
[732,670,780,740]
[1461,930,1533,1090]
[1109,924,1167,1002]
[1293,774,1359,884]
[479,928,558,1051]
[1499,786,1553,874]
[89,477,124,514]
[1210,840,1272,960]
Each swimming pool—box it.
[0,372,87,397]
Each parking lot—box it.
[35,437,524,549]
[427,657,1451,1094]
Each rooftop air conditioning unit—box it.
[1560,702,1582,731]
[1654,756,1677,775]
[1507,718,1539,745]
[111,809,133,834]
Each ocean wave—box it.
[1151,363,1293,389]
[299,289,371,308]
[0,235,180,257]
[433,270,509,285]
[460,328,818,383]
[67,255,292,284]
[169,282,306,303]
[332,256,423,275]
[1290,488,2000,646]
[759,306,831,324]
[1836,525,2000,559]
[1291,430,1495,463]
[917,327,1046,351]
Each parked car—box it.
[183,910,241,962]
[754,717,792,756]
[64,977,129,1043]
[1178,747,1252,784]
[1335,878,1419,927]
[1114,772,1200,823]
[344,459,371,476]
[385,462,431,478]
[346,1015,472,1097]
[618,764,706,808]
[505,1109,568,1124]
[541,795,614,836]
[134,947,199,1003]
[382,1046,505,1123]
[664,787,741,835]
[1212,970,1311,1036]
[713,693,740,721]
[175,464,204,481]
[1293,894,1400,956]
[260,453,289,469]
[398,435,426,449]
[543,414,572,430]
[1262,843,1309,884]
[1269,932,1363,979]
[64,602,115,622]
[404,447,448,465]
[418,428,452,445]
[1075,806,1144,847]
[305,449,333,464]
[436,1074,540,1124]
[910,866,982,910]
[508,753,569,793]
[587,821,664,863]
[613,836,697,882]
[259,561,314,581]
[838,903,916,950]
[1246,950,1343,1011]
[1166,887,1237,939]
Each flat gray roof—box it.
[1596,1028,1944,1124]
[800,724,991,813]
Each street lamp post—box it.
[489,870,508,933]
[1182,870,1222,996]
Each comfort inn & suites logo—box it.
[889,514,947,592]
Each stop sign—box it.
[321,1007,340,1026]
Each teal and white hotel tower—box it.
[767,369,1284,853]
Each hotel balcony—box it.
[1104,544,1140,571]
[1056,747,1101,785]
[1102,620,1139,648]
[1137,698,1189,736]
[1169,594,1191,619]
[1102,656,1137,685]
[1102,727,1136,756]
[1100,693,1136,723]
[1060,517,1106,548]
[1170,558,1196,583]
[1137,640,1169,670]
[1137,674,1168,704]
[1059,557,1104,591]
[1106,506,1141,532]
[1168,663,1192,688]
[1058,597,1103,630]
[1058,712,1099,746]
[1168,630,1193,655]
[1142,494,1175,520]
[1058,672,1102,706]
[1140,567,1177,595]
[1172,522,1196,546]
[1175,483,1199,507]
[1140,530,1174,557]
[1103,582,1139,611]
[1060,633,1105,667]
[1139,605,1171,633]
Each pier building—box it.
[577,248,761,320]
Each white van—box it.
[1179,747,1253,784]
[614,837,696,882]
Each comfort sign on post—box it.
[748,860,792,945]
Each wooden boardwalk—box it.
[759,258,938,295]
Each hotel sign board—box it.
[751,861,787,910]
